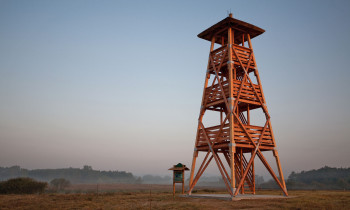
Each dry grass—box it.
[0,186,349,209]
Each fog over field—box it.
[1,0,350,180]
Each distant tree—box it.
[0,165,136,184]
[218,177,225,186]
[260,179,279,189]
[83,165,93,171]
[50,178,71,191]
[255,175,265,187]
[135,177,142,184]
[142,175,172,184]
[285,166,350,190]
[0,177,47,194]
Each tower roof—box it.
[197,15,265,45]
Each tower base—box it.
[181,194,290,201]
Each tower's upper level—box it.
[197,14,265,45]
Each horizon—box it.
[1,0,350,182]
[2,164,347,182]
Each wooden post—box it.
[189,36,216,192]
[173,171,175,197]
[252,150,255,194]
[189,150,198,190]
[182,171,185,194]
[220,108,223,124]
[240,148,244,194]
[228,26,236,194]
[247,104,250,125]
[242,34,245,47]
[274,149,287,190]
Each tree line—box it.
[260,166,350,190]
[0,165,136,184]
[1,165,349,190]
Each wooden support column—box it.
[242,34,245,47]
[189,36,216,192]
[247,104,250,125]
[182,170,185,194]
[240,148,244,194]
[247,34,267,104]
[233,66,236,80]
[252,150,255,194]
[189,150,198,191]
[273,149,287,191]
[228,26,236,193]
[220,108,223,124]
[173,171,175,196]
[247,33,278,153]
[189,154,213,192]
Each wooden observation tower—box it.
[188,14,288,197]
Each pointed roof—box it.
[197,15,265,45]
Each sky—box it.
[0,0,350,180]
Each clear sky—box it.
[1,0,350,179]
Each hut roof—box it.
[168,163,189,171]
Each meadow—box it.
[0,184,349,209]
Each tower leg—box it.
[273,149,287,193]
[229,143,236,194]
[240,148,244,194]
[252,150,256,194]
[188,150,198,194]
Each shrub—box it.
[0,177,47,194]
[50,178,71,191]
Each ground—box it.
[0,184,349,209]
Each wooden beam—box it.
[242,34,245,47]
[189,155,213,193]
[227,26,236,193]
[232,45,270,119]
[189,150,198,190]
[200,122,233,195]
[240,148,244,194]
[257,151,288,196]
[274,149,287,191]
[190,36,216,191]
[247,104,250,125]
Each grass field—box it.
[0,184,349,209]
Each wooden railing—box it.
[198,124,230,145]
[208,44,255,72]
[232,44,255,69]
[233,124,273,146]
[209,46,228,71]
[204,79,263,106]
[197,123,273,147]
